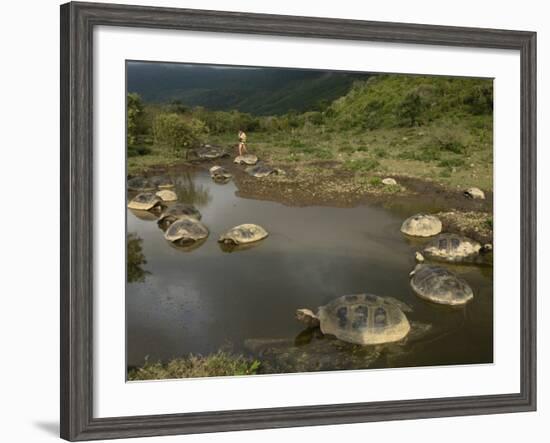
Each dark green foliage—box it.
[165,99,189,114]
[362,99,384,129]
[463,84,493,115]
[127,145,152,157]
[397,91,425,127]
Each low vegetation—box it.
[128,351,262,380]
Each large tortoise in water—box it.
[150,176,174,189]
[127,176,155,192]
[127,193,162,211]
[409,264,474,306]
[218,224,268,245]
[296,294,411,345]
[400,214,442,237]
[418,233,488,263]
[164,217,209,245]
[157,203,201,229]
[209,165,232,182]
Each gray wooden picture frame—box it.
[60,1,537,441]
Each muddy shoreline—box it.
[135,158,493,244]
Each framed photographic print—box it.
[60,1,537,441]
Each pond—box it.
[126,168,493,374]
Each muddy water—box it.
[126,169,493,373]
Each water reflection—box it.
[127,233,149,283]
[129,208,160,221]
[173,171,212,207]
[167,237,208,253]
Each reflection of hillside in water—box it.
[173,171,212,207]
[127,232,149,283]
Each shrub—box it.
[152,113,207,153]
[314,149,334,159]
[127,145,152,157]
[368,176,382,186]
[344,158,380,173]
[437,157,466,168]
[463,84,493,115]
[362,99,385,129]
[397,91,426,127]
[426,123,468,154]
[373,147,388,158]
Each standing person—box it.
[238,129,248,156]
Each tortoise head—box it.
[409,263,424,278]
[295,308,320,328]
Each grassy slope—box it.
[129,74,493,191]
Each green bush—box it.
[152,113,207,153]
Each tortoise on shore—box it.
[400,214,442,237]
[195,145,229,160]
[127,193,162,211]
[418,233,485,263]
[218,224,268,245]
[157,203,201,229]
[209,165,232,181]
[150,176,174,189]
[382,178,398,186]
[127,177,155,192]
[155,189,178,202]
[234,154,258,165]
[164,217,209,244]
[246,164,284,178]
[464,187,485,200]
[296,294,411,345]
[409,264,474,306]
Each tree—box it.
[152,113,207,153]
[127,93,144,146]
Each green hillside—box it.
[128,72,493,192]
[127,62,367,115]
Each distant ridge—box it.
[127,62,369,115]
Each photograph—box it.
[125,61,494,380]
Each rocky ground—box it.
[136,156,493,245]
